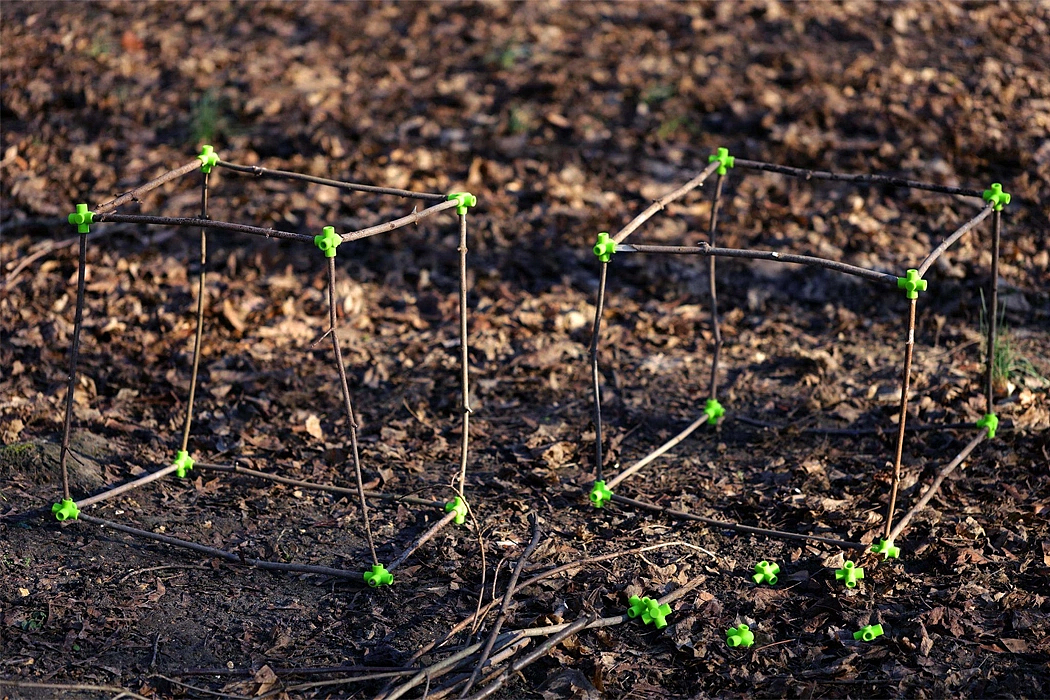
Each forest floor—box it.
[2,2,1049,698]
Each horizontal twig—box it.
[342,198,460,243]
[217,160,447,201]
[93,160,203,215]
[734,159,986,198]
[91,213,315,243]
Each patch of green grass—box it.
[191,90,224,144]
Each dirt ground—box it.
[2,2,1049,698]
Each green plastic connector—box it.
[752,560,779,585]
[589,479,613,508]
[703,398,725,425]
[51,498,80,522]
[835,560,865,588]
[897,269,927,300]
[445,496,468,525]
[726,624,754,648]
[314,225,341,258]
[870,538,900,560]
[447,192,477,216]
[593,232,615,263]
[173,450,194,478]
[198,144,219,173]
[68,203,94,234]
[627,595,672,629]
[982,183,1011,211]
[854,623,884,642]
[708,147,735,176]
[364,563,393,587]
[977,413,998,439]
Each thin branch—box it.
[92,213,315,243]
[0,680,149,700]
[606,410,713,490]
[611,160,721,244]
[387,509,459,572]
[58,234,89,502]
[93,159,202,215]
[733,158,986,198]
[341,198,459,243]
[217,160,447,201]
[884,298,917,540]
[916,203,994,277]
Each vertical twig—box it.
[706,174,725,400]
[58,234,89,501]
[985,209,1001,414]
[589,262,609,480]
[884,298,917,540]
[456,212,472,494]
[179,170,210,454]
[327,256,378,566]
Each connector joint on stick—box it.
[314,225,341,258]
[445,496,468,525]
[708,147,735,175]
[68,203,94,234]
[173,450,195,478]
[447,191,477,216]
[589,479,613,508]
[897,269,927,299]
[982,183,1010,211]
[976,413,998,439]
[198,145,219,173]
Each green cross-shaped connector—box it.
[854,624,884,642]
[982,183,1011,211]
[627,595,672,629]
[363,563,393,587]
[752,560,780,585]
[708,147,735,176]
[68,203,94,234]
[726,624,755,648]
[593,231,615,262]
[589,479,613,508]
[448,192,477,216]
[314,225,341,258]
[198,144,219,174]
[870,538,900,559]
[897,269,927,300]
[445,496,468,525]
[703,398,725,425]
[173,450,195,478]
[51,497,80,522]
[835,560,865,589]
[976,413,998,439]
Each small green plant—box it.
[979,291,1045,395]
[192,90,225,144]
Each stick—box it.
[341,199,459,243]
[93,159,202,215]
[707,173,725,400]
[888,432,986,542]
[455,211,473,493]
[884,298,917,540]
[58,234,89,501]
[75,464,180,510]
[985,209,1001,415]
[78,514,364,580]
[216,160,447,201]
[611,160,721,244]
[916,204,994,277]
[617,242,899,285]
[612,494,867,550]
[326,256,378,566]
[733,159,985,198]
[91,213,315,243]
[179,170,209,454]
[589,262,609,480]
[606,411,712,489]
[387,509,459,572]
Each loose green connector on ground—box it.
[364,564,393,587]
[68,203,94,234]
[627,595,672,629]
[445,496,468,525]
[854,624,884,642]
[448,192,477,216]
[589,479,613,508]
[314,225,341,258]
[835,560,865,588]
[726,624,754,648]
[897,269,927,300]
[977,413,999,439]
[982,183,1011,211]
[753,560,779,585]
[52,498,79,522]
[708,147,735,176]
[870,538,900,560]
[198,144,219,173]
[593,232,615,263]
[173,450,194,478]
[703,398,725,425]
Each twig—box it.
[731,415,981,436]
[387,509,459,572]
[92,212,315,243]
[706,173,725,400]
[733,158,985,198]
[178,170,210,455]
[611,494,867,550]
[460,514,542,697]
[217,160,447,201]
[92,160,202,215]
[617,242,899,285]
[0,679,150,700]
[455,210,473,494]
[79,513,365,581]
[916,203,994,277]
[153,674,251,699]
[1,228,106,291]
[985,209,1001,415]
[611,160,720,244]
[888,432,986,542]
[58,234,89,502]
[342,199,460,243]
[884,298,917,540]
[75,464,180,510]
[196,462,445,508]
[606,410,713,490]
[588,262,609,480]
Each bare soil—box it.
[2,2,1049,698]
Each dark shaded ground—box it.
[2,2,1049,698]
